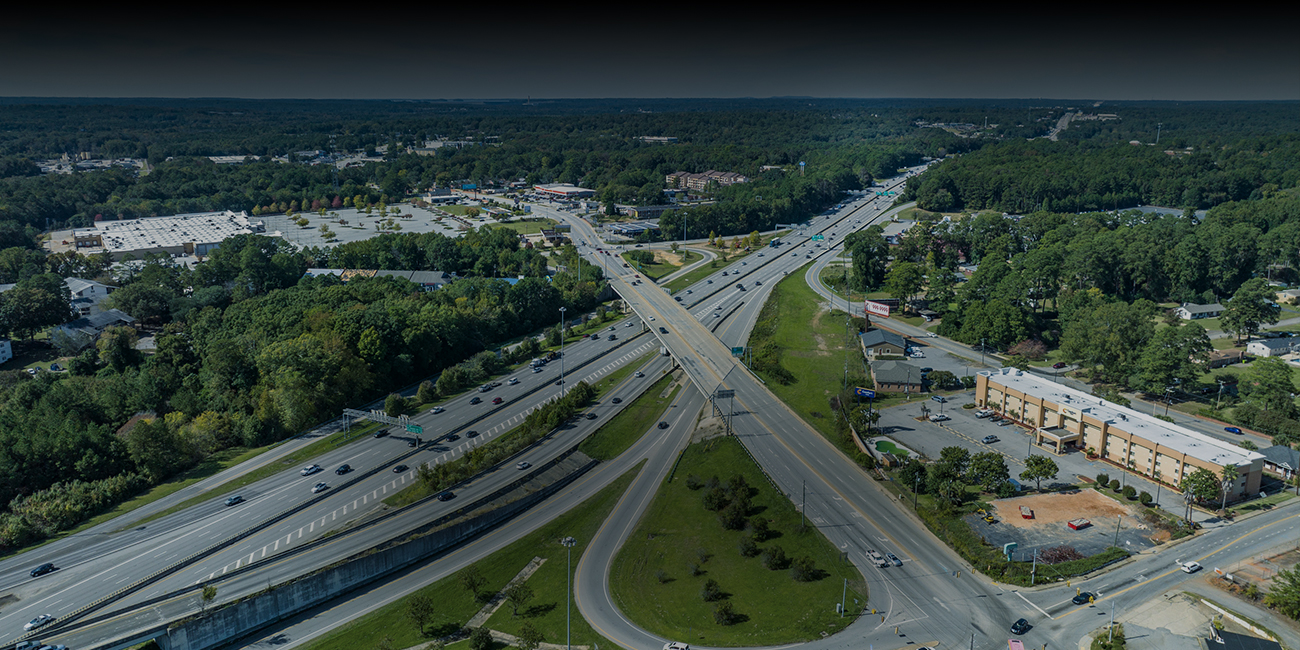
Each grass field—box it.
[609,437,866,645]
[580,373,680,460]
[621,252,676,281]
[490,218,557,234]
[663,260,720,294]
[298,466,639,650]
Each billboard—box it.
[865,301,891,318]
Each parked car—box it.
[929,414,949,422]
[982,435,1000,444]
[30,562,57,577]
[225,495,244,506]
[997,419,1012,427]
[1052,362,1068,369]
[975,409,993,418]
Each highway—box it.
[2,321,665,647]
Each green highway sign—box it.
[732,347,745,356]
[811,234,825,241]
[406,424,423,434]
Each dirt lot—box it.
[990,489,1134,529]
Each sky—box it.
[5,11,1296,101]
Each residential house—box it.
[870,360,924,393]
[1259,445,1300,480]
[1246,338,1299,358]
[1176,302,1225,320]
[859,329,909,357]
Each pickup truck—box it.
[867,549,889,568]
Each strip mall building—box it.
[975,368,1264,503]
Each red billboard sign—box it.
[865,300,891,318]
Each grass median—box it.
[299,464,639,650]
[580,373,680,461]
[610,436,867,646]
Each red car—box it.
[492,397,503,404]
[1052,362,1067,369]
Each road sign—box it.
[715,390,735,399]
[731,346,745,356]
[406,424,423,434]
[811,234,824,241]
[855,387,876,398]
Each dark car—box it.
[393,465,409,473]
[611,397,622,404]
[555,379,564,386]
[470,396,482,404]
[1072,592,1093,605]
[465,430,478,438]
[586,413,597,420]
[30,562,57,578]
[1052,362,1068,369]
[446,433,460,442]
[335,464,352,474]
[919,367,933,374]
[659,327,668,334]
[1010,618,1031,635]
[1225,426,1243,434]
[492,397,503,404]
[658,421,669,429]
[225,495,244,506]
[373,429,389,438]
[437,491,455,501]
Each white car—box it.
[929,414,950,422]
[24,614,54,631]
[624,322,634,327]
[926,332,938,338]
[312,482,329,493]
[664,644,690,650]
[300,464,322,476]
[430,406,445,414]
[508,378,519,385]
[1180,561,1202,573]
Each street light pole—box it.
[558,307,567,397]
[561,536,576,650]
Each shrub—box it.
[700,578,723,602]
[1109,479,1121,492]
[703,486,729,511]
[1122,485,1137,500]
[737,536,758,557]
[746,516,770,542]
[761,545,789,570]
[713,600,737,625]
[655,570,669,584]
[1038,545,1085,564]
[1139,491,1153,505]
[1095,473,1110,487]
[718,501,748,530]
[685,474,704,490]
[789,556,817,582]
[688,562,702,577]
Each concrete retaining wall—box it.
[166,457,597,650]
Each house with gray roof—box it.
[1246,338,1299,358]
[1176,302,1225,320]
[1259,445,1300,479]
[870,360,924,393]
[859,329,908,357]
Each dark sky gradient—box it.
[5,11,1296,100]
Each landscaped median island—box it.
[610,437,867,646]
[298,464,639,650]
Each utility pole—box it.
[558,307,567,397]
[801,480,807,528]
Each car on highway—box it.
[465,430,477,438]
[926,332,938,338]
[867,549,889,567]
[312,482,329,494]
[225,495,244,506]
[634,371,644,377]
[492,396,503,404]
[437,491,455,501]
[659,327,668,334]
[446,433,460,442]
[373,429,389,438]
[674,296,682,301]
[1010,618,1031,635]
[24,614,55,631]
[532,366,543,373]
[982,435,1000,444]
[393,465,409,474]
[554,379,564,386]
[430,406,445,414]
[335,464,352,474]
[930,395,946,403]
[1224,426,1242,434]
[1053,362,1068,369]
[611,397,622,404]
[625,321,634,327]
[516,461,531,470]
[30,562,57,577]
[886,553,902,566]
[301,464,322,476]
[658,421,669,429]
[1181,561,1202,573]
[508,378,519,385]
[608,334,616,340]
[586,413,597,420]
[470,397,482,404]
[706,279,712,284]
[1072,592,1094,605]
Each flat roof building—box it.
[73,210,264,261]
[533,184,595,199]
[976,368,1264,503]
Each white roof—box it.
[84,210,257,253]
[982,368,1263,468]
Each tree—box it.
[1059,299,1157,381]
[885,261,925,308]
[1180,467,1220,504]
[967,452,1009,492]
[714,600,738,625]
[1221,278,1281,342]
[384,392,412,417]
[1020,455,1059,491]
[700,578,723,601]
[1220,463,1238,511]
[504,582,534,616]
[1264,566,1300,621]
[515,622,543,650]
[1240,357,1297,418]
[789,556,817,582]
[459,566,487,603]
[469,626,493,650]
[1134,323,1212,394]
[407,592,435,636]
[845,226,889,291]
